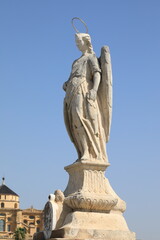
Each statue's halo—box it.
[71,17,88,33]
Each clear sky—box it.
[0,1,160,240]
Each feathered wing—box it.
[98,46,113,142]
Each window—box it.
[0,214,5,216]
[14,203,17,209]
[7,225,11,232]
[23,220,27,224]
[36,227,40,233]
[1,203,4,208]
[0,220,5,232]
[29,223,34,225]
[29,216,35,219]
[36,220,40,224]
[7,217,11,222]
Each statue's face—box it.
[76,37,86,53]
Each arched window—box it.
[14,203,17,209]
[29,223,34,225]
[0,220,5,232]
[1,203,4,208]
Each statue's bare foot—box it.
[81,153,90,161]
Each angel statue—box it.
[63,18,112,163]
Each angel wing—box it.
[98,46,113,142]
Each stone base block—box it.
[50,211,136,240]
[51,230,135,240]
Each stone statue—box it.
[55,19,136,240]
[63,20,112,163]
[34,18,136,240]
[43,194,58,239]
[33,190,66,240]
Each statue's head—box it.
[75,33,93,54]
[54,189,64,202]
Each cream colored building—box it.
[0,178,43,239]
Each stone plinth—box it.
[64,161,117,212]
[50,161,136,240]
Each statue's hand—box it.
[63,82,68,91]
[87,89,97,101]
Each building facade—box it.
[0,178,43,239]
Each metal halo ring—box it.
[71,17,88,33]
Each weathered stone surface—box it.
[51,229,135,240]
[53,160,136,240]
[64,161,117,212]
[50,211,136,239]
[63,33,112,164]
[43,194,58,239]
[35,191,67,240]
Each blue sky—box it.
[0,1,160,240]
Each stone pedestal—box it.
[64,161,117,212]
[51,161,136,240]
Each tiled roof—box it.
[0,184,19,196]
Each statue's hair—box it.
[54,189,64,202]
[75,33,94,54]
